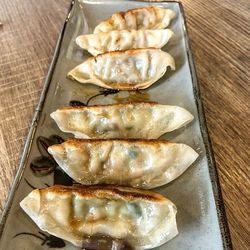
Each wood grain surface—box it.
[0,0,249,249]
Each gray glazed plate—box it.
[0,0,232,249]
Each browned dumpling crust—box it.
[67,48,175,90]
[94,6,176,33]
[20,185,178,249]
[48,139,198,189]
[51,102,193,139]
[76,29,174,56]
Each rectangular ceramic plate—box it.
[0,0,232,249]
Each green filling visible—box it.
[128,149,138,159]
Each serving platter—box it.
[0,0,232,249]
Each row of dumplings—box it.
[20,6,197,250]
[68,6,176,90]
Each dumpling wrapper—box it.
[76,29,174,56]
[20,185,178,249]
[50,102,194,139]
[48,139,198,189]
[94,6,176,33]
[67,48,175,90]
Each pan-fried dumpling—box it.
[20,185,178,249]
[50,102,193,139]
[76,29,174,56]
[67,48,175,90]
[94,6,176,33]
[48,139,198,189]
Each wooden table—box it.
[0,0,249,249]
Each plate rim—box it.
[177,2,232,249]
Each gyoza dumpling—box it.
[48,139,198,189]
[50,102,193,139]
[20,185,178,249]
[67,48,175,90]
[94,6,176,33]
[76,29,174,56]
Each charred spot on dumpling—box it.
[81,235,134,250]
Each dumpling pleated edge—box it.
[67,48,175,90]
[20,185,178,249]
[76,29,174,56]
